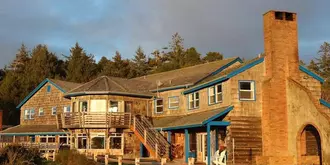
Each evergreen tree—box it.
[103,51,131,78]
[184,47,202,66]
[66,42,97,83]
[132,46,150,77]
[308,60,320,74]
[10,44,30,73]
[316,42,330,78]
[203,52,223,62]
[97,56,111,75]
[168,32,185,68]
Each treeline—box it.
[0,33,224,125]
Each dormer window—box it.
[239,81,255,101]
[208,84,223,104]
[155,98,164,113]
[188,92,199,110]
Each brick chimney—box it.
[260,11,299,164]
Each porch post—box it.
[184,129,189,163]
[215,128,219,151]
[207,124,211,165]
[167,131,172,159]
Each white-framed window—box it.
[59,135,70,145]
[109,133,123,150]
[188,92,199,109]
[155,98,164,113]
[208,84,223,104]
[239,81,255,101]
[63,106,71,113]
[168,96,179,109]
[91,133,105,149]
[39,135,56,143]
[24,109,35,120]
[39,108,44,116]
[51,107,57,115]
[79,101,88,112]
[109,101,119,112]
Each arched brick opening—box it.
[297,124,322,165]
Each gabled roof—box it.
[65,76,154,98]
[134,57,243,92]
[152,106,233,130]
[184,56,265,94]
[0,125,66,135]
[16,78,80,109]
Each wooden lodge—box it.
[1,10,330,165]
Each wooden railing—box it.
[58,112,131,129]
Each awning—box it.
[152,106,233,131]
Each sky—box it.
[0,0,329,68]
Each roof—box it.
[134,57,242,91]
[65,76,154,98]
[184,56,265,94]
[151,106,233,130]
[16,78,81,109]
[0,125,67,135]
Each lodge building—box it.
[1,10,330,165]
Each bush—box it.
[0,144,45,165]
[55,150,97,165]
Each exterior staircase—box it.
[130,115,170,159]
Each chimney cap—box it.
[263,10,296,16]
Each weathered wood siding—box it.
[299,71,322,99]
[20,82,71,125]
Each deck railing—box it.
[58,112,131,129]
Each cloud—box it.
[0,0,329,67]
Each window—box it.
[24,109,35,120]
[59,135,70,145]
[208,84,222,104]
[39,135,55,143]
[188,92,199,109]
[79,101,88,112]
[109,101,119,112]
[51,107,57,115]
[46,85,51,93]
[72,102,76,112]
[63,106,71,113]
[77,134,87,149]
[91,134,105,149]
[168,96,179,109]
[39,108,44,116]
[155,98,163,113]
[239,81,255,101]
[109,133,122,149]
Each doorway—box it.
[298,124,322,165]
[197,133,207,163]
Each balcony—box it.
[57,112,132,129]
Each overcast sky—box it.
[0,0,329,68]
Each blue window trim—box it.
[46,85,51,93]
[320,99,330,108]
[184,57,264,95]
[238,80,256,101]
[208,84,223,105]
[16,78,66,109]
[154,98,164,114]
[51,107,57,116]
[187,92,200,110]
[168,96,179,110]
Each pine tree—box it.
[168,32,185,68]
[10,44,30,73]
[203,52,223,62]
[66,42,97,83]
[184,47,202,66]
[97,56,111,75]
[316,42,330,78]
[132,46,150,77]
[308,60,320,74]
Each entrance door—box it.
[197,133,207,163]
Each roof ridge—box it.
[85,76,104,91]
[106,76,128,92]
[134,57,238,79]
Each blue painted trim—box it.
[207,123,211,165]
[299,65,324,83]
[184,57,264,95]
[168,96,179,110]
[195,57,243,84]
[16,78,66,109]
[202,106,234,125]
[215,128,219,151]
[140,143,144,157]
[238,80,256,101]
[167,131,172,160]
[157,124,204,131]
[184,129,189,163]
[46,85,51,93]
[320,99,330,108]
[150,84,191,93]
[0,132,68,136]
[208,121,231,126]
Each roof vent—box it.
[285,12,293,21]
[275,12,284,20]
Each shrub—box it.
[0,144,45,165]
[55,150,97,165]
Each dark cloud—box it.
[0,0,329,68]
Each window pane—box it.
[169,97,179,108]
[39,108,44,116]
[40,137,47,143]
[91,137,105,149]
[170,102,179,108]
[195,92,199,99]
[72,102,76,112]
[48,137,55,143]
[110,137,122,149]
[240,91,252,99]
[210,96,215,104]
[195,100,199,107]
[217,93,223,102]
[189,101,194,109]
[109,101,119,112]
[30,109,35,119]
[240,82,251,90]
[24,110,29,119]
[156,107,163,113]
[217,84,222,93]
[78,137,87,149]
[59,137,68,144]
[156,99,163,105]
[209,87,215,95]
[80,101,88,112]
[52,107,57,115]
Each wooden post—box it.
[135,158,140,165]
[133,117,136,131]
[52,152,56,161]
[144,130,147,143]
[155,144,158,159]
[45,151,49,160]
[118,156,122,165]
[161,158,166,165]
[93,153,97,162]
[105,155,109,165]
